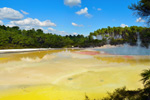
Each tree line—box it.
[0,25,150,49]
[0,25,105,49]
[89,26,150,48]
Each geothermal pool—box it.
[95,45,150,55]
[0,49,150,100]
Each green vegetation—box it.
[0,25,105,49]
[90,26,150,48]
[85,69,150,100]
[129,0,150,25]
[0,25,150,49]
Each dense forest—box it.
[0,25,103,49]
[0,25,104,49]
[90,26,150,48]
[0,25,150,49]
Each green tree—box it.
[141,69,150,98]
[129,0,150,25]
[141,69,150,88]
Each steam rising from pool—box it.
[95,32,150,55]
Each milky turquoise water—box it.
[95,45,150,55]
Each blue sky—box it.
[0,0,145,36]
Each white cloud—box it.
[72,22,83,27]
[47,27,69,35]
[120,24,128,28]
[136,17,145,22]
[73,32,78,35]
[64,0,81,7]
[21,10,29,15]
[46,28,78,35]
[76,7,88,15]
[48,27,56,31]
[0,7,24,20]
[0,20,3,25]
[97,8,102,11]
[76,7,92,17]
[8,18,56,28]
[93,7,102,11]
